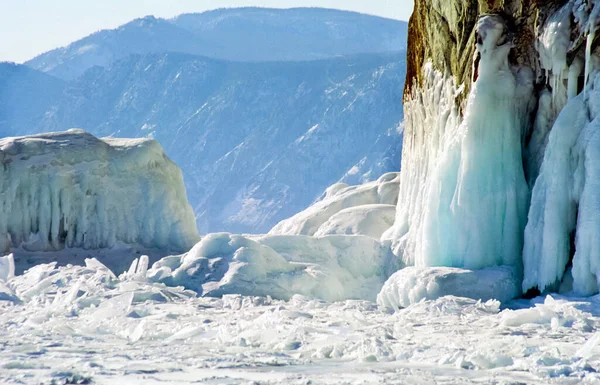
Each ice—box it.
[385,15,533,270]
[1,259,600,383]
[501,295,593,330]
[522,70,600,295]
[313,204,396,239]
[150,232,400,302]
[377,266,520,310]
[0,130,199,254]
[538,2,571,110]
[270,172,399,236]
[0,253,15,282]
[539,6,570,71]
[89,292,134,321]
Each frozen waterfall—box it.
[384,15,533,270]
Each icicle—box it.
[584,4,600,97]
[568,57,584,99]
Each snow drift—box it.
[377,266,520,310]
[0,130,199,253]
[149,232,401,302]
[270,172,399,238]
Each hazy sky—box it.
[0,1,414,63]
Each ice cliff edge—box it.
[0,129,199,253]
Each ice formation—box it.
[0,130,199,253]
[270,172,399,237]
[377,266,520,310]
[384,15,533,270]
[523,67,600,295]
[149,232,400,302]
[2,260,600,383]
[521,0,600,295]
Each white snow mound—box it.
[377,266,521,310]
[0,130,199,253]
[314,204,396,239]
[270,172,399,237]
[150,232,401,302]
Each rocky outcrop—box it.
[405,0,553,103]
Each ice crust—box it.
[377,266,521,310]
[0,130,199,253]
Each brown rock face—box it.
[404,0,560,103]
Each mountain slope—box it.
[23,52,404,233]
[0,63,65,137]
[25,8,407,80]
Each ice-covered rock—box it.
[270,172,399,237]
[150,232,400,302]
[384,15,533,270]
[523,70,600,295]
[0,130,199,254]
[377,266,521,310]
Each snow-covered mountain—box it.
[0,63,65,137]
[8,52,404,233]
[2,8,406,234]
[26,8,407,80]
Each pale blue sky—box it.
[0,0,414,63]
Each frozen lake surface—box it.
[1,260,599,384]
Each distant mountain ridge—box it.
[26,7,407,80]
[2,7,406,234]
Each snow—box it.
[313,204,396,239]
[1,260,600,383]
[0,130,199,254]
[149,232,400,302]
[385,15,533,270]
[270,172,399,236]
[377,266,521,310]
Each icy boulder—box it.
[377,266,521,310]
[269,172,399,237]
[0,130,199,253]
[150,232,400,302]
[0,254,17,302]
